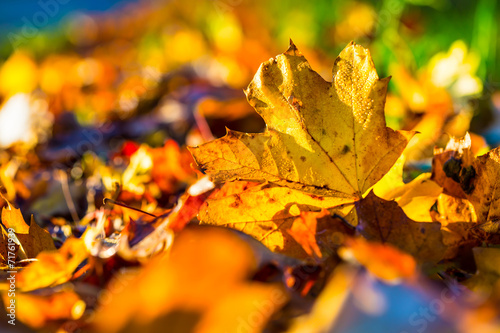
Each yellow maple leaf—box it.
[190,42,413,257]
[191,41,413,199]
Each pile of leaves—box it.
[1,30,500,332]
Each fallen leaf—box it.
[355,191,446,263]
[432,134,500,232]
[92,227,289,333]
[431,193,477,225]
[190,41,412,257]
[374,154,443,222]
[190,41,413,202]
[1,197,29,234]
[149,140,196,195]
[432,133,475,199]
[16,216,56,258]
[465,150,500,228]
[286,209,353,259]
[13,237,88,292]
[2,289,85,329]
[199,181,354,259]
[339,237,417,282]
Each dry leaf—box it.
[92,227,289,333]
[432,134,500,232]
[432,133,475,199]
[190,41,412,257]
[1,198,29,234]
[13,238,88,292]
[16,216,56,258]
[287,209,353,259]
[355,191,446,263]
[374,154,442,222]
[339,237,417,282]
[191,41,413,199]
[2,290,85,329]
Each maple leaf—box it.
[355,191,473,263]
[190,42,413,258]
[191,41,413,199]
[0,195,55,260]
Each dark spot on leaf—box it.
[309,194,324,201]
[420,228,425,234]
[300,156,306,162]
[341,145,350,154]
[268,198,276,204]
[443,156,462,182]
[230,195,242,208]
[459,165,476,194]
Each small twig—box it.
[103,198,157,218]
[57,170,80,224]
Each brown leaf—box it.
[16,216,56,258]
[432,134,500,232]
[355,191,446,263]
[432,133,475,199]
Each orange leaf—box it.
[2,290,85,329]
[287,209,353,259]
[340,237,416,282]
[14,238,88,292]
[92,227,289,333]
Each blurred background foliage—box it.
[0,0,498,170]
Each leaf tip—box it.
[285,39,301,56]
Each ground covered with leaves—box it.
[0,1,500,332]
